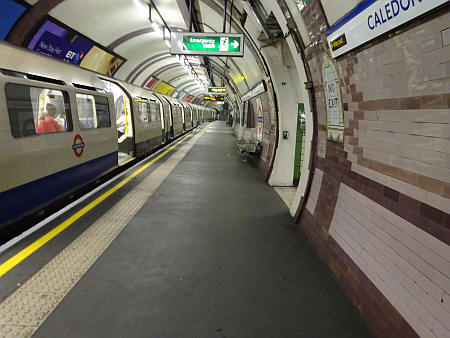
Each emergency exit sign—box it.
[171,32,244,57]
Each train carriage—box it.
[0,42,201,232]
[0,42,117,227]
[119,82,165,157]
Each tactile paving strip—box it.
[0,127,207,337]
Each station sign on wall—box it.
[241,80,267,102]
[326,0,448,58]
[171,32,244,57]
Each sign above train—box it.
[326,0,448,58]
[208,87,226,94]
[171,32,244,57]
[204,96,225,101]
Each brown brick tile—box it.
[398,194,419,212]
[383,186,400,202]
[352,92,364,102]
[400,97,421,110]
[419,202,446,225]
[417,175,444,195]
[383,98,401,110]
[354,111,364,120]
[359,100,383,110]
[420,94,447,109]
[344,127,354,136]
[349,119,359,129]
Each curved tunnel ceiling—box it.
[14,0,275,105]
[13,0,350,105]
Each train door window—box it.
[149,101,161,122]
[100,79,131,136]
[137,100,150,123]
[76,93,111,129]
[5,83,72,138]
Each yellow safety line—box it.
[119,157,135,166]
[124,100,129,134]
[0,133,193,278]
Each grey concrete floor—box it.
[35,122,371,338]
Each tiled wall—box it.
[305,168,323,215]
[330,184,449,337]
[294,1,449,337]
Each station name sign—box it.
[171,32,244,57]
[241,80,267,102]
[208,87,226,94]
[326,0,447,58]
[204,96,224,101]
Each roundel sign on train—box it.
[72,134,85,157]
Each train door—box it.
[154,93,171,142]
[101,79,134,164]
[180,103,186,131]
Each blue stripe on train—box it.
[0,152,118,228]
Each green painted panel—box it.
[293,103,305,181]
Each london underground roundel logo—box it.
[72,134,85,157]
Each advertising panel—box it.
[28,19,125,76]
[184,94,194,102]
[0,0,27,40]
[178,91,187,100]
[154,81,175,96]
[145,77,158,89]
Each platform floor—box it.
[0,122,370,337]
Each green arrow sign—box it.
[183,36,241,52]
[171,32,244,57]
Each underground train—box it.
[0,42,216,231]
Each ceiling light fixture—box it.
[132,0,147,13]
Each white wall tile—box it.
[329,184,450,337]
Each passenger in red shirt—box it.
[36,104,62,134]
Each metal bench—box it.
[238,138,261,154]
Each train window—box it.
[5,83,72,138]
[76,93,111,129]
[149,101,161,122]
[173,104,182,118]
[137,100,150,123]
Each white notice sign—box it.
[256,98,263,141]
[324,67,340,126]
[322,56,344,141]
